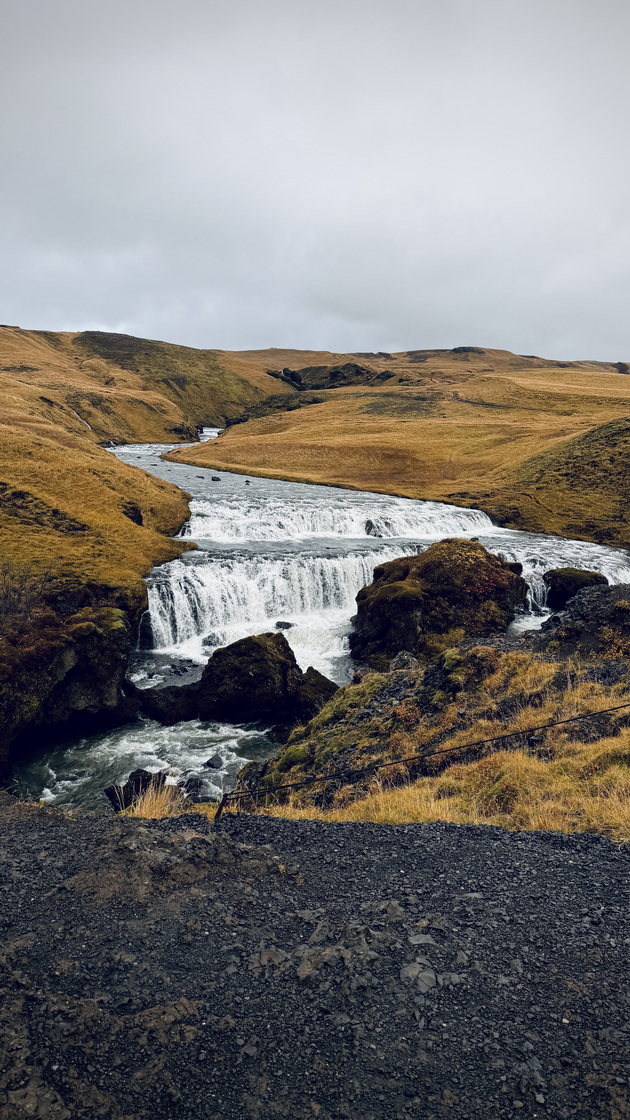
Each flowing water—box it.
[13,428,630,807]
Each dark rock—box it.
[350,538,528,666]
[136,609,154,650]
[140,682,199,725]
[365,519,382,537]
[104,768,167,812]
[275,620,293,630]
[2,606,136,774]
[294,666,339,719]
[197,633,337,724]
[204,754,224,769]
[389,651,420,671]
[528,582,630,659]
[138,634,338,729]
[543,567,608,611]
[182,776,205,798]
[212,476,221,481]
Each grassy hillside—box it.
[0,326,286,599]
[165,345,630,547]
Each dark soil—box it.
[1,794,628,1120]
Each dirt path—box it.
[0,794,628,1119]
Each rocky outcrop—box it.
[350,538,528,667]
[543,566,608,610]
[0,605,137,774]
[140,632,338,729]
[529,582,630,659]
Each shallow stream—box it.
[13,429,630,807]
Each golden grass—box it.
[0,326,291,598]
[120,652,630,843]
[246,731,630,842]
[120,732,630,842]
[166,347,630,547]
[122,781,190,818]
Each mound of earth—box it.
[350,539,528,668]
[0,792,627,1120]
[141,631,338,729]
[542,567,608,611]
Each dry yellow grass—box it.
[122,781,189,818]
[122,654,630,842]
[166,347,630,547]
[256,732,630,842]
[0,326,282,598]
[123,732,630,842]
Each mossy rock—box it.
[350,538,528,666]
[277,744,309,771]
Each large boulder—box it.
[197,632,337,723]
[0,606,138,774]
[350,538,528,666]
[140,682,199,725]
[543,567,608,611]
[139,632,338,728]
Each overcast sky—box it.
[1,0,629,358]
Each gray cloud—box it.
[2,0,629,357]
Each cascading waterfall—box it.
[147,546,403,654]
[180,494,494,541]
[18,433,630,810]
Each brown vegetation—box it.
[220,645,630,842]
[165,345,630,548]
[0,326,284,756]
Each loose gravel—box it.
[0,793,628,1119]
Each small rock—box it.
[389,650,420,672]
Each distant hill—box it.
[166,344,630,550]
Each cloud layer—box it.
[2,0,629,357]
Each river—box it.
[13,429,630,808]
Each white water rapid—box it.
[15,428,630,808]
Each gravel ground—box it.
[0,792,628,1120]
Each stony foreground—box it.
[0,794,628,1120]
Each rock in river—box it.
[139,632,338,729]
[350,537,528,666]
[542,566,608,611]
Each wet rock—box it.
[275,620,294,630]
[104,767,167,812]
[543,566,608,611]
[204,754,224,769]
[182,775,205,799]
[197,633,338,724]
[139,682,199,725]
[528,582,630,659]
[350,539,528,666]
[1,605,137,774]
[139,634,338,729]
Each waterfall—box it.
[28,435,630,810]
[179,494,494,542]
[147,547,403,651]
[484,534,630,616]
